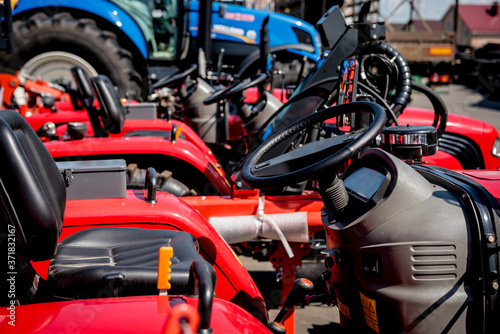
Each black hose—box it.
[372,42,412,116]
[357,81,400,126]
[411,81,448,138]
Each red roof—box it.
[390,20,443,32]
[457,4,500,33]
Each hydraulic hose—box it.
[372,42,413,118]
[357,81,400,126]
[411,81,448,138]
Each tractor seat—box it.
[122,129,186,140]
[71,67,165,139]
[0,110,214,304]
[91,75,125,134]
[48,227,212,299]
[70,66,125,137]
[71,66,96,109]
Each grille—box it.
[411,244,458,280]
[439,132,484,169]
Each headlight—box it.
[492,137,500,158]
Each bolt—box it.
[10,81,16,87]
[487,235,495,243]
[492,281,499,291]
[236,181,243,188]
[372,34,377,40]
[372,24,377,29]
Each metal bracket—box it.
[63,168,73,187]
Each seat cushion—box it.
[47,227,214,299]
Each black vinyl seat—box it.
[90,75,125,134]
[70,67,125,137]
[71,66,96,109]
[0,109,214,305]
[90,75,166,139]
[48,227,209,298]
[71,67,165,139]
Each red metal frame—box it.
[183,189,324,233]
[0,73,71,108]
[0,73,74,118]
[0,295,271,333]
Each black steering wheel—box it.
[242,101,387,189]
[203,73,268,105]
[151,64,198,90]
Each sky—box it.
[378,0,495,22]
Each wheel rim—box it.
[19,51,99,87]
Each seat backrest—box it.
[71,66,96,109]
[91,75,125,134]
[0,110,66,305]
[0,110,66,261]
[70,66,111,137]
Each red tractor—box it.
[20,9,500,323]
[3,98,500,333]
[0,109,276,333]
[241,100,500,333]
[2,2,500,333]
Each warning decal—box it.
[359,292,380,334]
[337,298,351,320]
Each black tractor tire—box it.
[0,12,144,99]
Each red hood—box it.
[400,107,488,142]
[459,170,500,205]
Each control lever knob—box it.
[268,278,314,334]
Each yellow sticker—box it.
[360,292,380,334]
[337,298,351,320]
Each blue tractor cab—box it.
[6,0,322,99]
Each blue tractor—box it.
[3,0,322,99]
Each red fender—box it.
[458,170,500,203]
[44,136,231,196]
[54,118,220,166]
[0,295,271,333]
